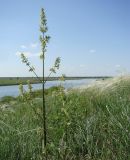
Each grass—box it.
[0,77,110,86]
[0,77,42,86]
[0,76,130,159]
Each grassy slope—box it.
[0,76,130,159]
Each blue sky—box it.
[0,0,130,77]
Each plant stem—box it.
[42,33,47,159]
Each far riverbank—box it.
[0,76,111,86]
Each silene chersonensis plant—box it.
[1,6,130,160]
[20,8,61,158]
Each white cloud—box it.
[20,45,27,49]
[20,43,39,50]
[32,52,41,57]
[15,51,21,56]
[16,51,40,58]
[30,43,38,48]
[79,64,86,68]
[89,49,96,53]
[115,64,121,68]
[16,51,31,57]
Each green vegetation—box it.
[0,6,127,160]
[1,76,130,159]
[0,77,111,86]
[0,77,41,86]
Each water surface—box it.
[0,79,96,98]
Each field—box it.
[0,76,130,159]
[0,76,110,86]
[0,77,41,86]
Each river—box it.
[0,79,96,98]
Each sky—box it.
[0,0,130,77]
